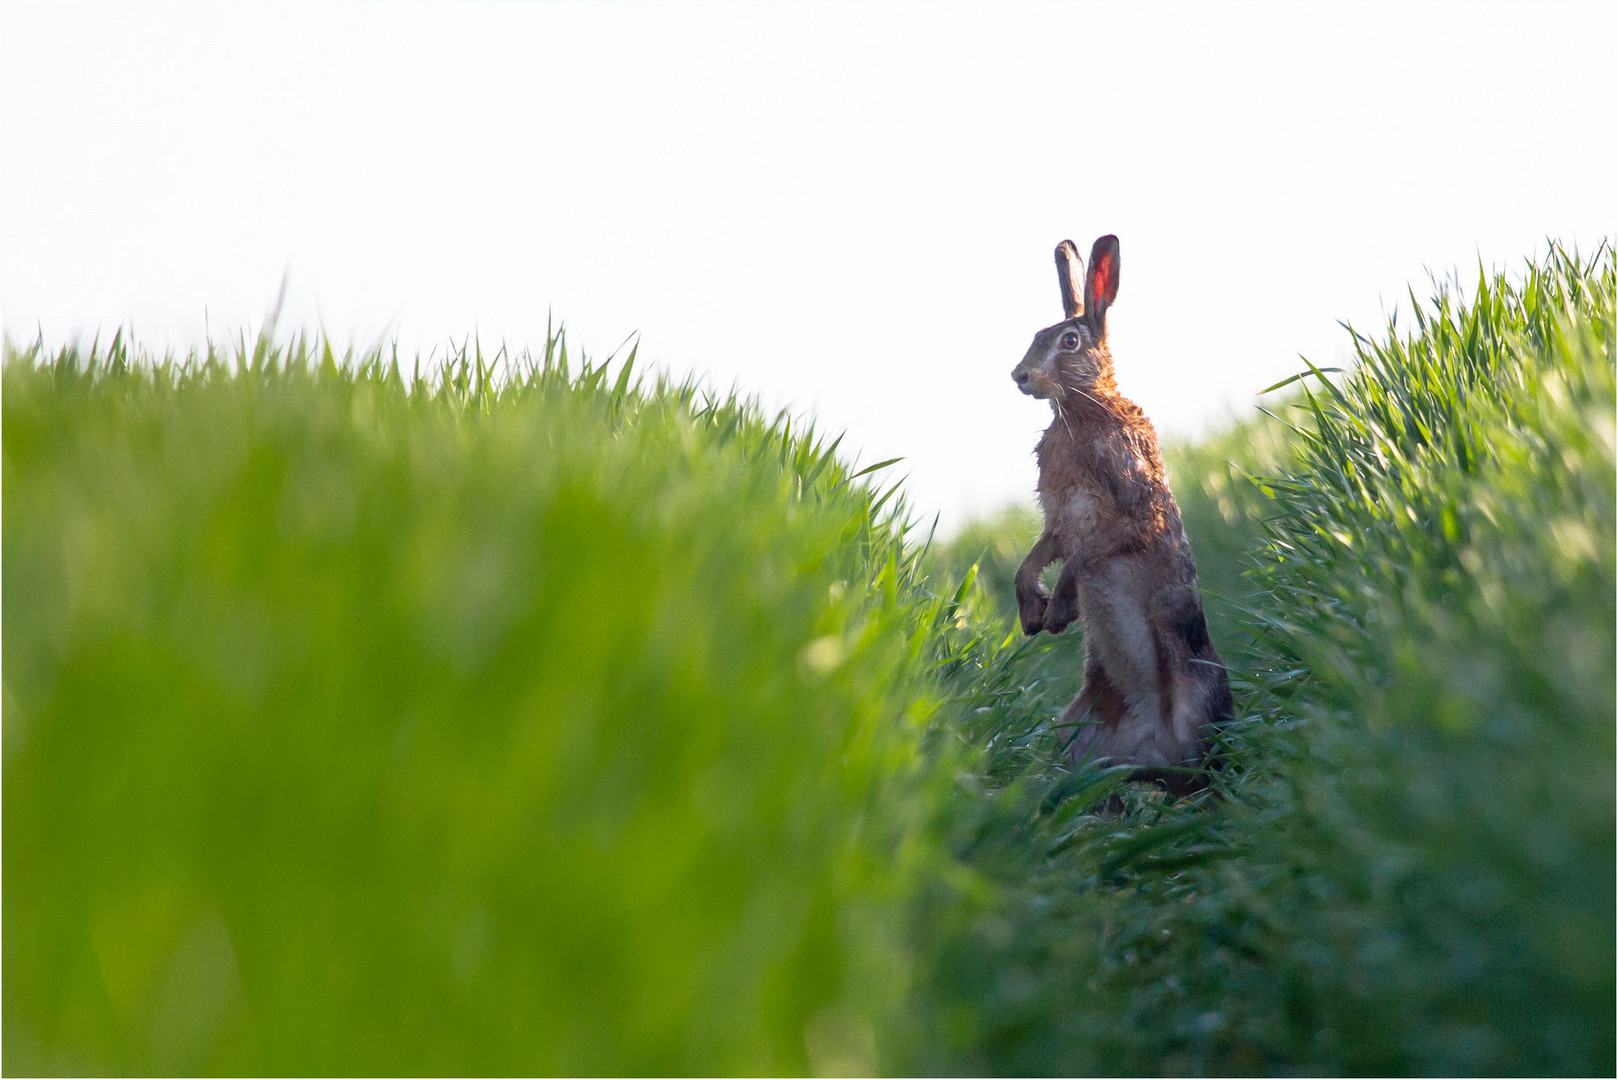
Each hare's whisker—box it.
[1073,386,1107,412]
[1054,398,1076,442]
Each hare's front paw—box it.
[1043,591,1078,634]
[1018,586,1050,637]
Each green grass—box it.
[5,242,1613,1075]
[3,334,964,1074]
[1223,247,1615,1073]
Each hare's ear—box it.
[1054,240,1085,319]
[1084,234,1120,334]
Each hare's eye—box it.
[1061,331,1079,349]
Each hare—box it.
[1011,235,1232,797]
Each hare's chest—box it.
[1038,478,1107,544]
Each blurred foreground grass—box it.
[5,243,1613,1075]
[4,337,960,1074]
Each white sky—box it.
[4,1,1615,532]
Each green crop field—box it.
[5,245,1612,1075]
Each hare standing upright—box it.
[1011,235,1231,796]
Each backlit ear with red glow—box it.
[1084,234,1120,335]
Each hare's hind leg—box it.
[1060,657,1131,814]
[1061,653,1128,767]
[1186,652,1235,781]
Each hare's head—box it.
[1011,235,1120,402]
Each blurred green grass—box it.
[3,336,961,1074]
[5,242,1613,1076]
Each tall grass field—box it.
[5,245,1612,1074]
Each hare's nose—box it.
[1013,369,1029,386]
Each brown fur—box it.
[1011,235,1232,797]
